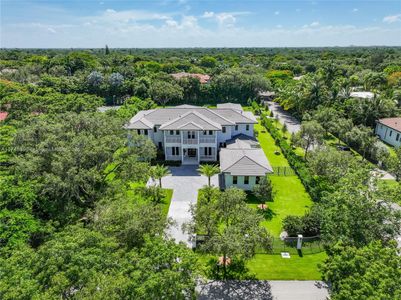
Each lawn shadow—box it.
[197,280,273,300]
[258,208,276,221]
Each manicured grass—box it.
[255,122,289,166]
[161,188,173,217]
[127,182,173,218]
[247,252,326,280]
[252,122,313,237]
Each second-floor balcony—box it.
[183,138,198,144]
[199,137,216,144]
[165,136,180,143]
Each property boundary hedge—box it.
[260,115,326,201]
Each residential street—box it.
[266,101,301,134]
[197,280,329,300]
[266,101,396,180]
[148,165,219,247]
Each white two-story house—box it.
[126,103,273,190]
[126,104,257,163]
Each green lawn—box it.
[247,252,326,280]
[252,122,313,237]
[161,188,173,217]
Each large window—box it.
[235,125,238,131]
[154,126,157,133]
[246,124,249,131]
[233,176,238,184]
[397,133,400,141]
[209,130,213,135]
[222,126,226,133]
[137,129,141,135]
[144,129,148,135]
[244,176,249,184]
[172,147,180,156]
[204,147,212,156]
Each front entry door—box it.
[188,148,197,157]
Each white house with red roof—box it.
[375,117,401,148]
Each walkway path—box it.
[148,165,219,247]
[197,280,329,300]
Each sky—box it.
[1,0,401,48]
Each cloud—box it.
[85,8,171,24]
[353,8,359,12]
[202,11,250,27]
[274,11,280,15]
[303,21,320,28]
[2,8,401,48]
[47,27,56,34]
[383,14,401,23]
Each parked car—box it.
[336,145,351,151]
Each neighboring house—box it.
[258,91,276,102]
[126,104,271,189]
[375,117,401,148]
[350,91,375,99]
[171,72,211,84]
[220,134,273,190]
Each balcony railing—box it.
[199,137,215,143]
[165,136,181,143]
[183,138,198,144]
[200,155,215,160]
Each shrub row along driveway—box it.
[148,165,219,247]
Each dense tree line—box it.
[1,47,401,298]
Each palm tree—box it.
[151,165,170,188]
[198,164,220,186]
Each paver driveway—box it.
[148,165,219,247]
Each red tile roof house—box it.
[375,117,401,148]
[0,111,8,122]
[171,72,211,84]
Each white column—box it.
[197,131,200,163]
[163,131,167,160]
[181,131,184,163]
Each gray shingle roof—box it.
[226,134,260,149]
[126,105,257,129]
[217,103,243,111]
[159,111,222,131]
[220,147,273,176]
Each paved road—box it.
[266,101,396,180]
[266,101,301,134]
[197,280,329,300]
[148,165,219,247]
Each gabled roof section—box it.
[217,103,243,111]
[226,134,260,149]
[125,110,155,129]
[220,149,273,176]
[214,108,258,124]
[159,111,222,131]
[178,122,203,130]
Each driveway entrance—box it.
[148,165,219,246]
